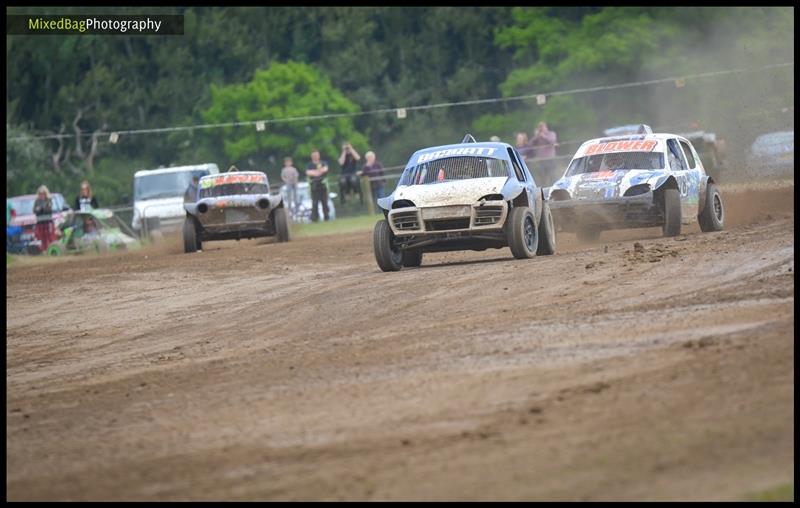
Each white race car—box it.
[373,135,556,271]
[548,126,724,241]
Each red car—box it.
[8,193,72,253]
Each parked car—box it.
[47,209,141,256]
[182,170,289,253]
[548,126,724,241]
[279,181,337,223]
[745,130,793,179]
[372,134,556,271]
[132,163,219,239]
[8,193,71,254]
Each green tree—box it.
[202,61,367,181]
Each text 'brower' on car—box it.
[182,168,289,253]
[372,134,556,272]
[548,125,724,242]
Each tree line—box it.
[7,7,793,205]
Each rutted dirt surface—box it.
[6,180,794,500]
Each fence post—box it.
[361,175,375,215]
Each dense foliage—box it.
[7,7,793,205]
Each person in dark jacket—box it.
[184,176,200,203]
[33,185,56,252]
[74,180,99,211]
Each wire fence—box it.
[8,62,793,142]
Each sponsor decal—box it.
[416,146,497,164]
[587,170,617,180]
[201,173,265,188]
[584,140,658,156]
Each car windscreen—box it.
[135,170,209,200]
[11,197,35,215]
[566,152,664,176]
[399,156,510,186]
[200,182,269,199]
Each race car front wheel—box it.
[536,201,556,255]
[698,183,724,232]
[506,206,538,259]
[661,188,682,237]
[373,220,403,272]
[273,207,291,242]
[183,217,200,253]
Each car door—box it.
[678,138,703,217]
[509,147,538,217]
[666,138,696,222]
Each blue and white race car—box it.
[548,127,725,242]
[373,135,556,271]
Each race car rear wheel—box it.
[536,201,556,255]
[661,188,682,237]
[402,250,423,268]
[506,206,538,259]
[373,220,403,272]
[576,227,601,243]
[274,207,291,242]
[698,183,724,232]
[183,217,199,253]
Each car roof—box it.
[135,163,219,177]
[580,132,690,147]
[571,133,691,159]
[407,141,514,166]
[199,170,267,181]
[10,193,64,200]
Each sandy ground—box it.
[6,179,794,501]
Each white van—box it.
[132,163,219,237]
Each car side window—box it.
[679,140,697,169]
[667,139,688,172]
[507,148,526,181]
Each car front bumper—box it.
[549,192,662,230]
[387,201,508,237]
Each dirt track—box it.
[6,180,795,500]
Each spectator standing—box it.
[514,132,534,162]
[361,151,385,204]
[184,176,200,203]
[74,180,99,211]
[280,157,300,213]
[33,185,56,252]
[531,122,559,185]
[305,149,330,222]
[338,141,362,205]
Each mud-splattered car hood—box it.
[551,170,666,200]
[392,177,509,207]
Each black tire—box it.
[576,227,601,243]
[536,201,556,255]
[661,187,682,237]
[698,183,724,232]
[402,250,423,268]
[373,220,403,272]
[274,207,290,242]
[183,217,198,253]
[506,206,538,259]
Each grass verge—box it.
[745,482,794,501]
[291,214,382,238]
